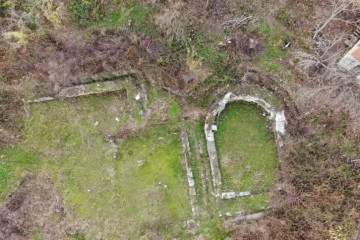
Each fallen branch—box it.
[222,15,255,31]
[230,211,267,224]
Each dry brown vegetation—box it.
[233,108,360,239]
[0,90,24,147]
[0,174,85,240]
[0,0,360,239]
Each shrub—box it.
[68,0,106,26]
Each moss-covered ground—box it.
[215,102,278,212]
[0,87,193,239]
[0,81,280,238]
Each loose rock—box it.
[137,160,145,167]
[135,93,141,101]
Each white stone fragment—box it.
[221,192,237,199]
[221,191,252,199]
[94,121,99,126]
[275,111,286,135]
[135,93,141,101]
[237,191,251,197]
[137,160,145,167]
[225,212,233,217]
[31,97,55,103]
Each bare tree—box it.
[313,0,360,39]
[294,30,360,135]
[293,33,349,83]
[222,14,257,31]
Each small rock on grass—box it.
[186,219,197,235]
[225,212,232,217]
[135,93,141,101]
[137,159,145,167]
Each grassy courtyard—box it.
[215,102,278,211]
[0,89,192,239]
[0,83,281,238]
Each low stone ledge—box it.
[221,191,252,200]
[181,130,199,218]
[29,79,131,103]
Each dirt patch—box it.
[180,104,207,121]
[0,90,24,147]
[0,174,84,240]
[226,33,265,58]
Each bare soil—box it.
[0,174,84,240]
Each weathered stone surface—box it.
[30,79,129,103]
[135,92,141,101]
[181,130,199,218]
[221,191,252,200]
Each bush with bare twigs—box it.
[155,1,191,42]
[233,108,360,239]
[0,91,24,147]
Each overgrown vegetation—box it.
[234,109,360,239]
[1,0,360,239]
[68,0,106,26]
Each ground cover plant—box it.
[0,85,193,239]
[1,0,360,239]
[215,102,278,213]
[216,102,277,192]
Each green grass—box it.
[69,0,107,26]
[215,102,278,193]
[0,148,38,202]
[113,127,190,237]
[0,81,280,238]
[0,87,193,239]
[198,218,231,239]
[191,33,227,70]
[220,193,269,213]
[168,101,181,121]
[215,102,278,213]
[100,2,158,37]
[254,20,289,73]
